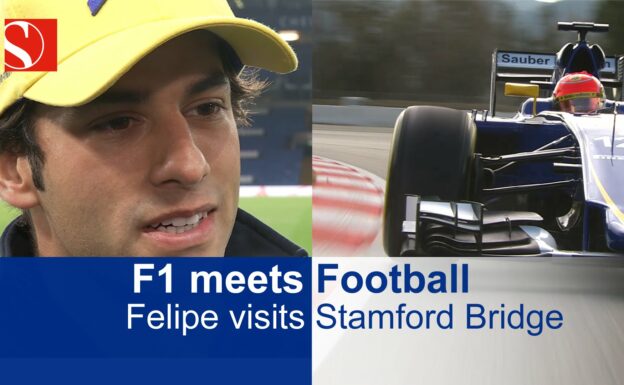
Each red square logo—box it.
[4,19,57,72]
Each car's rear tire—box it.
[383,106,476,256]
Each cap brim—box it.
[24,17,297,107]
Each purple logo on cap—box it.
[87,0,107,16]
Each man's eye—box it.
[91,116,135,132]
[188,102,223,117]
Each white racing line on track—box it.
[313,156,387,256]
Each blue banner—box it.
[0,258,311,384]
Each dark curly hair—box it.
[0,34,267,192]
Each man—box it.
[0,0,307,257]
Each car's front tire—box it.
[383,106,476,256]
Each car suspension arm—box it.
[482,179,579,195]
[481,146,578,166]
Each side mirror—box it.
[505,83,540,116]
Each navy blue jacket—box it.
[1,209,307,257]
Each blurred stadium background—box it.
[0,0,312,254]
[234,0,312,252]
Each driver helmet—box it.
[553,71,605,113]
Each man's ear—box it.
[0,153,39,209]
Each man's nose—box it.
[149,112,209,188]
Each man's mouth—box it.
[147,209,213,234]
[141,205,221,253]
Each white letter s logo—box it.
[4,21,44,70]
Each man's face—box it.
[28,32,240,256]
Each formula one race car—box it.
[384,22,624,257]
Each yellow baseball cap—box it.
[0,0,298,116]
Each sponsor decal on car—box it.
[496,51,617,74]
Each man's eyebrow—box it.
[87,73,229,106]
[186,73,230,96]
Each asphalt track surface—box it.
[313,124,393,180]
[312,123,624,384]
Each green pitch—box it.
[0,201,19,233]
[239,196,312,255]
[0,197,312,255]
